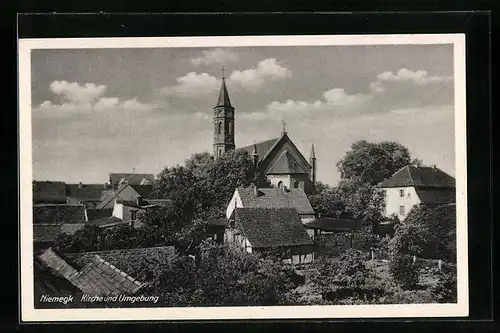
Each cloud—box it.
[261,68,453,118]
[229,58,291,89]
[159,72,220,98]
[160,58,292,98]
[50,80,107,104]
[35,81,157,115]
[190,48,239,67]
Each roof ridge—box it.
[64,246,175,256]
[406,165,416,186]
[91,254,144,287]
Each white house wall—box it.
[267,174,291,189]
[382,186,421,220]
[226,190,243,220]
[112,203,124,219]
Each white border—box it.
[19,34,468,322]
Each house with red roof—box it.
[377,165,456,220]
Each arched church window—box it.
[293,180,300,188]
[218,122,222,135]
[277,181,283,188]
[228,121,232,135]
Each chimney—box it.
[136,196,142,207]
[78,182,83,189]
[432,164,437,170]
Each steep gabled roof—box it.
[33,204,87,224]
[236,137,281,164]
[235,208,313,249]
[66,184,105,201]
[34,255,82,297]
[236,187,315,215]
[267,150,308,175]
[379,165,456,188]
[129,184,154,198]
[109,173,155,186]
[33,181,67,203]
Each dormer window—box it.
[399,189,404,198]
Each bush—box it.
[430,268,458,303]
[385,289,436,304]
[389,255,420,290]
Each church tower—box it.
[213,68,235,160]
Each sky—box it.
[30,43,456,186]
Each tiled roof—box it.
[71,255,144,295]
[266,150,308,174]
[86,208,113,220]
[86,216,123,227]
[129,184,154,198]
[64,246,177,282]
[109,173,155,186]
[236,187,315,215]
[33,223,85,243]
[236,137,281,163]
[33,204,87,224]
[379,165,455,188]
[38,248,145,296]
[303,217,363,232]
[66,183,105,201]
[34,255,82,296]
[235,207,313,249]
[415,188,456,204]
[33,181,67,203]
[96,189,117,209]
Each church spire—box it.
[310,144,316,159]
[281,121,287,136]
[309,144,316,185]
[216,67,232,107]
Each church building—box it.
[213,71,317,194]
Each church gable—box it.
[267,150,308,175]
[260,135,311,175]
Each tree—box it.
[53,225,105,253]
[389,205,456,262]
[311,249,372,301]
[389,255,420,290]
[307,190,344,217]
[336,140,412,186]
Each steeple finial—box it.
[215,68,232,107]
[310,144,316,159]
[252,141,258,155]
[282,121,287,136]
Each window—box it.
[218,122,222,134]
[293,180,300,188]
[228,121,232,135]
[399,205,405,216]
[130,210,137,221]
[399,189,405,197]
[277,181,283,188]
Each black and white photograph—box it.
[19,34,468,321]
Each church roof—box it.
[237,137,281,163]
[378,165,455,188]
[215,78,232,107]
[267,150,308,175]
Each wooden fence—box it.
[369,248,457,271]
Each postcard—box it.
[19,33,468,322]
